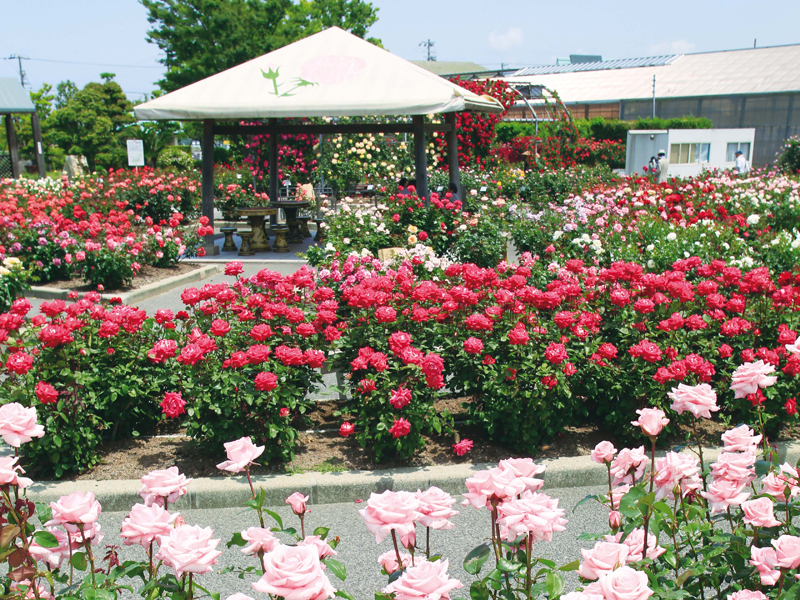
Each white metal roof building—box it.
[503,44,800,165]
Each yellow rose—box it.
[407,235,417,245]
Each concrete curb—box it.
[25,263,223,305]
[24,440,800,512]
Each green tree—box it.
[141,0,380,92]
[49,75,136,172]
[54,80,79,110]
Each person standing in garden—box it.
[655,149,670,183]
[734,150,750,175]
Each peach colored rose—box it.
[415,486,458,530]
[498,458,546,493]
[0,456,32,488]
[631,408,669,437]
[597,565,653,600]
[700,478,751,514]
[591,441,617,465]
[139,467,191,507]
[750,546,780,586]
[497,491,567,542]
[462,467,526,509]
[578,541,629,580]
[731,360,777,399]
[120,503,178,548]
[216,436,264,473]
[46,491,102,533]
[382,558,462,600]
[610,447,647,485]
[721,425,762,452]
[378,549,413,575]
[772,535,800,569]
[155,525,222,577]
[668,383,719,419]
[0,403,45,447]
[359,490,420,547]
[252,544,335,600]
[286,492,309,515]
[241,527,279,556]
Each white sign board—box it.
[126,140,145,167]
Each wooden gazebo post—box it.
[201,118,219,255]
[445,112,461,199]
[4,115,20,179]
[31,113,46,177]
[412,115,429,206]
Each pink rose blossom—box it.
[498,458,546,493]
[28,527,69,569]
[722,425,762,452]
[378,549,413,574]
[605,529,665,562]
[0,403,45,447]
[120,503,178,547]
[652,452,701,501]
[359,490,420,547]
[741,497,782,528]
[287,492,309,515]
[155,525,222,577]
[415,486,458,530]
[298,535,337,561]
[710,451,755,485]
[0,456,32,488]
[382,558,462,600]
[700,478,751,514]
[578,541,630,580]
[728,592,767,600]
[462,467,526,509]
[591,441,617,465]
[668,383,719,419]
[139,467,191,507]
[160,392,186,419]
[750,546,781,586]
[597,566,653,600]
[631,408,669,437]
[762,472,800,499]
[730,360,778,399]
[771,535,800,569]
[46,491,102,533]
[241,527,279,555]
[610,447,647,486]
[216,437,264,473]
[252,544,335,600]
[452,439,473,456]
[497,491,567,542]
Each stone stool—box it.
[220,227,238,252]
[273,225,290,253]
[313,219,325,242]
[237,231,255,256]
[298,216,312,238]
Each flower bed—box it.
[1,391,800,599]
[0,169,203,290]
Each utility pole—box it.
[5,55,30,88]
[419,39,436,61]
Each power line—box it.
[4,55,30,87]
[20,56,163,69]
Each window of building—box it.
[670,143,710,164]
[726,142,751,162]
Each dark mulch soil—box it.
[60,397,800,482]
[41,262,201,293]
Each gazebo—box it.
[0,78,46,179]
[134,27,503,253]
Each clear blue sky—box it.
[2,0,799,101]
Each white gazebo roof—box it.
[135,27,503,120]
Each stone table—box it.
[235,207,279,252]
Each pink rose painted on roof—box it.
[300,56,366,85]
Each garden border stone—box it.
[23,440,800,512]
[24,263,223,305]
